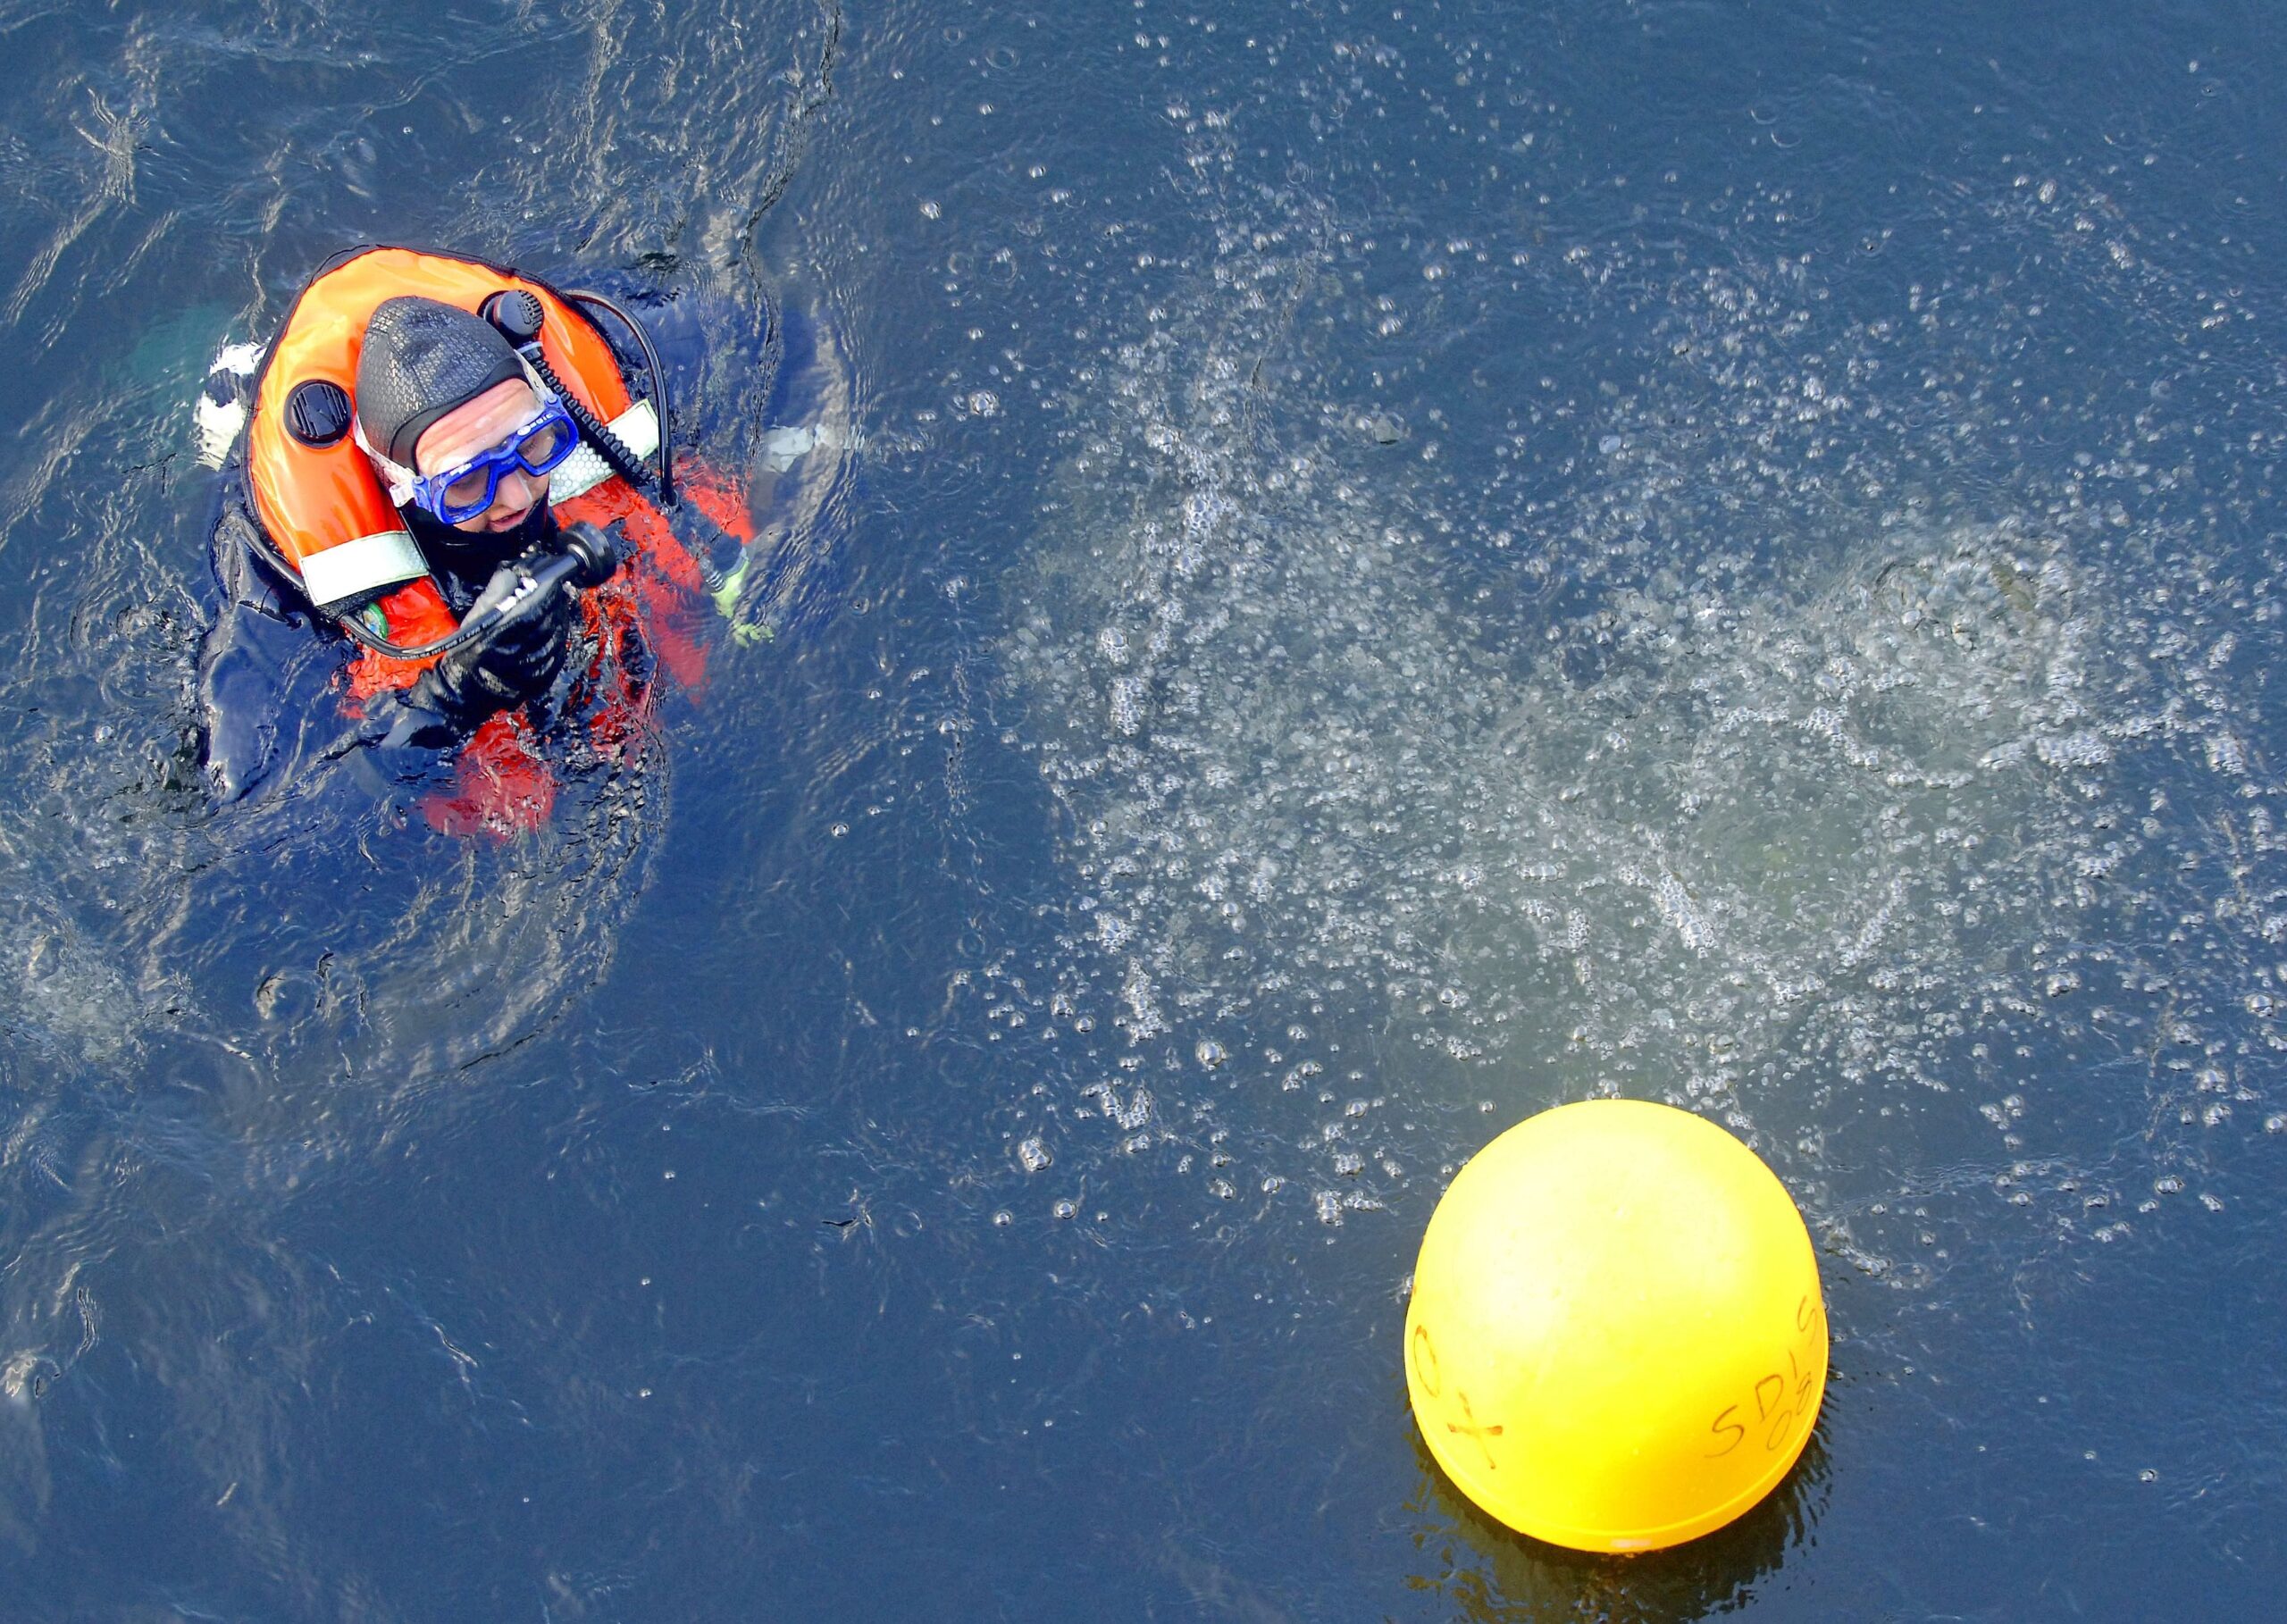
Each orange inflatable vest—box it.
[245,245,647,645]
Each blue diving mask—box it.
[394,397,580,525]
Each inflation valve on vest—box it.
[284,380,354,448]
[470,522,622,642]
[480,289,547,349]
[559,521,621,590]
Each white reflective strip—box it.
[297,528,429,609]
[549,398,661,503]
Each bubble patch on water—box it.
[980,149,2287,1261]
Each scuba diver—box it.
[196,245,824,836]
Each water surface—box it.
[1,0,2283,1618]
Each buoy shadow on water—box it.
[1399,1419,1834,1623]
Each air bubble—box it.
[994,147,2287,1235]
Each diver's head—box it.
[355,297,572,536]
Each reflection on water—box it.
[1401,1427,1830,1621]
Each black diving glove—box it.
[380,551,576,749]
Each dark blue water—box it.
[3,1,2284,1617]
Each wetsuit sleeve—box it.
[199,497,354,801]
[199,588,342,802]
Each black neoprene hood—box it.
[355,296,527,468]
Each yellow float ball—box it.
[1404,1099,1827,1553]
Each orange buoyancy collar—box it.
[245,246,657,627]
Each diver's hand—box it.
[661,504,743,600]
[391,552,576,741]
[661,502,774,639]
[469,548,577,692]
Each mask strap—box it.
[351,416,421,508]
[518,357,558,406]
[353,372,560,512]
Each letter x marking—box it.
[1447,1390,1503,1470]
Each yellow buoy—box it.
[1403,1098,1827,1553]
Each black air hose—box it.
[482,289,673,506]
[327,523,620,662]
[565,289,676,511]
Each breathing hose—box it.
[330,523,620,662]
[481,288,674,508]
[565,289,676,510]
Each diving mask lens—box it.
[422,401,580,523]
